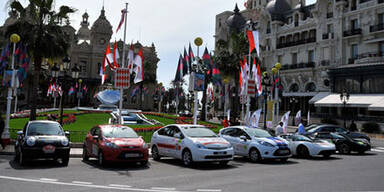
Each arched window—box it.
[289,83,299,92]
[305,82,316,92]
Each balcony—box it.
[360,0,372,3]
[276,38,316,49]
[343,28,362,37]
[370,23,384,33]
[322,33,334,40]
[352,52,384,64]
[326,12,333,19]
[281,62,316,71]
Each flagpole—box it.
[119,3,128,123]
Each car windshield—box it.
[307,127,320,133]
[102,127,138,138]
[245,128,272,138]
[27,122,64,136]
[183,127,217,138]
[123,116,136,121]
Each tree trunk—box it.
[29,57,42,121]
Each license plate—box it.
[278,149,289,155]
[125,153,140,158]
[215,152,226,155]
[42,145,55,153]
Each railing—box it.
[281,62,316,70]
[343,28,362,37]
[326,12,333,19]
[276,37,316,49]
[370,23,384,33]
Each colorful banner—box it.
[194,73,205,91]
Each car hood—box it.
[106,138,143,146]
[348,132,369,139]
[32,135,66,140]
[190,137,231,148]
[254,137,289,146]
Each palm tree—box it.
[5,0,75,120]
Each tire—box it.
[219,161,229,166]
[61,155,69,166]
[82,145,89,161]
[19,148,26,166]
[323,153,331,159]
[14,147,20,162]
[338,143,351,154]
[297,145,310,158]
[280,158,288,162]
[98,151,106,166]
[249,148,261,163]
[182,150,193,166]
[151,145,161,161]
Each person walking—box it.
[297,119,306,135]
[349,120,358,132]
[275,122,284,136]
[0,112,5,149]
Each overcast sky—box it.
[0,0,316,88]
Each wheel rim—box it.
[250,150,259,161]
[98,152,103,165]
[152,147,159,158]
[298,146,308,157]
[340,144,349,154]
[183,151,192,165]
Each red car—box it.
[82,125,149,166]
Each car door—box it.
[220,128,239,154]
[237,129,251,156]
[154,127,172,156]
[90,127,101,156]
[168,126,184,158]
[84,128,95,157]
[228,128,244,155]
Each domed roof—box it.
[266,0,292,21]
[226,4,246,33]
[91,7,112,35]
[77,26,91,40]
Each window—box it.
[289,83,299,92]
[305,82,316,92]
[80,60,87,74]
[351,44,358,59]
[380,41,384,56]
[308,50,315,63]
[294,14,299,27]
[292,53,297,64]
[278,55,282,63]
[379,13,384,24]
[327,24,333,33]
[351,19,358,30]
[351,0,357,10]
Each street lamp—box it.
[51,63,60,108]
[272,62,281,125]
[340,89,350,128]
[77,79,83,108]
[289,97,299,126]
[262,72,272,129]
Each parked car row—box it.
[14,121,372,167]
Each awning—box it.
[314,94,384,110]
[309,92,331,104]
[283,92,318,97]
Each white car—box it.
[279,134,336,158]
[219,126,291,162]
[151,124,234,166]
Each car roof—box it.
[98,124,133,129]
[166,124,206,128]
[28,120,59,124]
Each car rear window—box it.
[102,127,138,138]
[27,123,64,136]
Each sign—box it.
[194,73,205,91]
[248,80,256,96]
[115,68,130,89]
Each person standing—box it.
[275,122,284,136]
[349,120,357,132]
[0,112,5,149]
[297,120,306,135]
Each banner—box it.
[250,109,262,128]
[194,73,205,91]
[281,111,291,134]
[295,110,301,125]
[115,68,130,89]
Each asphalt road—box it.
[1,145,384,192]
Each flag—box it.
[83,85,88,93]
[116,9,127,33]
[134,48,144,84]
[68,87,74,96]
[295,110,301,125]
[112,41,120,70]
[183,47,190,75]
[252,59,262,96]
[246,30,260,56]
[0,43,10,72]
[103,44,113,72]
[174,54,183,82]
[99,65,106,85]
[94,90,98,98]
[281,111,291,134]
[240,58,248,96]
[227,109,231,121]
[188,43,195,73]
[211,60,222,86]
[127,44,134,73]
[202,47,212,72]
[249,109,262,128]
[57,86,63,96]
[75,82,78,88]
[47,83,52,96]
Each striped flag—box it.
[247,80,256,96]
[116,9,127,33]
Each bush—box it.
[362,122,381,134]
[320,118,339,125]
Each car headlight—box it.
[105,142,119,149]
[61,137,69,146]
[196,143,206,149]
[142,143,148,149]
[26,137,36,146]
[257,141,275,148]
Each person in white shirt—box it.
[297,120,306,135]
[275,122,284,136]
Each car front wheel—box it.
[338,143,351,154]
[249,148,261,162]
[151,146,161,161]
[61,155,69,166]
[182,150,193,166]
[19,148,26,166]
[98,151,106,166]
[82,145,89,161]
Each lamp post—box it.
[261,72,271,129]
[51,63,60,108]
[340,89,350,128]
[272,62,281,125]
[192,37,203,125]
[3,34,20,146]
[77,79,83,108]
[289,97,298,126]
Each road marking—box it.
[109,184,132,188]
[152,187,176,190]
[0,175,189,192]
[72,181,93,185]
[371,148,384,153]
[376,147,384,150]
[40,178,58,182]
[196,189,222,192]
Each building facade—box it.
[215,0,384,122]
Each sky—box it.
[0,0,316,88]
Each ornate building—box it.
[0,7,160,111]
[215,0,384,121]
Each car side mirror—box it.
[240,135,247,141]
[65,131,70,136]
[17,131,23,136]
[93,135,99,140]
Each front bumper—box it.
[192,147,234,162]
[259,147,291,159]
[22,146,70,159]
[103,147,149,162]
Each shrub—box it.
[320,118,339,125]
[362,122,381,134]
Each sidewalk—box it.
[0,144,83,158]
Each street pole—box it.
[176,82,179,115]
[263,91,267,130]
[77,80,82,108]
[3,34,20,146]
[119,3,129,123]
[14,90,18,113]
[53,94,56,109]
[193,37,202,125]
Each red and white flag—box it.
[112,41,120,70]
[99,65,106,85]
[127,44,134,73]
[252,59,262,96]
[103,44,113,72]
[246,30,260,56]
[116,9,127,33]
[134,48,143,84]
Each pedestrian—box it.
[275,122,284,136]
[297,119,306,135]
[0,112,5,149]
[349,120,358,132]
[222,119,229,128]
